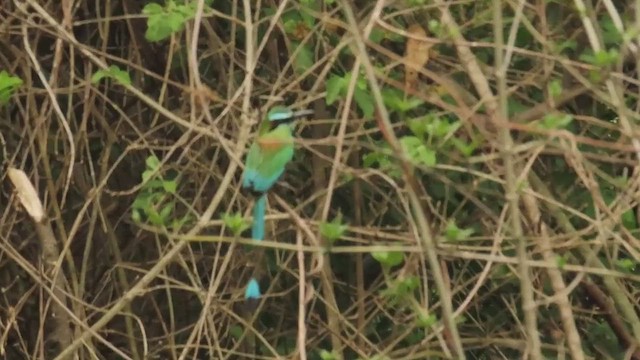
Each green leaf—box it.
[380,276,419,304]
[395,276,420,295]
[622,208,638,230]
[548,79,563,99]
[222,212,251,236]
[425,20,444,39]
[143,2,195,42]
[354,87,374,118]
[371,251,404,268]
[229,325,243,340]
[319,350,339,360]
[539,113,573,129]
[554,39,577,53]
[326,75,345,105]
[444,221,474,242]
[147,207,163,225]
[579,48,619,67]
[369,27,385,44]
[141,170,153,183]
[616,259,636,272]
[556,255,567,269]
[416,312,437,328]
[601,17,623,46]
[0,71,23,105]
[162,179,177,194]
[160,202,174,221]
[407,116,430,138]
[400,136,436,167]
[451,137,478,157]
[146,155,160,170]
[146,179,164,189]
[422,115,460,138]
[319,214,348,244]
[507,98,529,117]
[292,42,314,74]
[382,88,423,112]
[171,214,192,231]
[142,3,163,15]
[91,65,131,85]
[131,209,142,223]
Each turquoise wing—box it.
[242,142,262,189]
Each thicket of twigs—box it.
[2,0,640,359]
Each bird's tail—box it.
[244,277,261,300]
[251,195,266,241]
[246,195,266,304]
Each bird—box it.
[241,105,313,301]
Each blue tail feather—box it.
[252,195,266,241]
[244,278,261,299]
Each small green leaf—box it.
[326,75,345,105]
[369,356,392,360]
[407,116,430,138]
[222,212,251,236]
[579,48,619,67]
[0,71,23,105]
[371,251,404,268]
[292,42,314,74]
[427,19,440,35]
[143,2,195,42]
[166,11,187,33]
[556,255,567,269]
[422,115,460,138]
[131,209,142,223]
[141,170,153,183]
[548,79,563,99]
[444,221,474,242]
[539,113,573,129]
[553,39,577,53]
[396,276,420,294]
[622,208,638,230]
[162,179,177,194]
[146,155,160,170]
[171,214,192,231]
[319,214,348,244]
[383,88,423,112]
[380,276,419,304]
[142,3,163,15]
[451,137,478,157]
[354,87,375,118]
[400,136,436,167]
[147,179,165,189]
[147,207,163,225]
[319,349,339,360]
[416,312,437,328]
[369,27,385,44]
[616,258,636,272]
[229,325,243,340]
[160,202,174,221]
[91,65,131,85]
[507,98,529,117]
[601,18,623,47]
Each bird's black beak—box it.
[291,109,314,118]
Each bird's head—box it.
[267,106,313,124]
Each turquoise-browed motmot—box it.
[241,105,313,301]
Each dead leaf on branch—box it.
[404,24,432,92]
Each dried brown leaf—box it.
[7,168,44,222]
[404,24,432,92]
